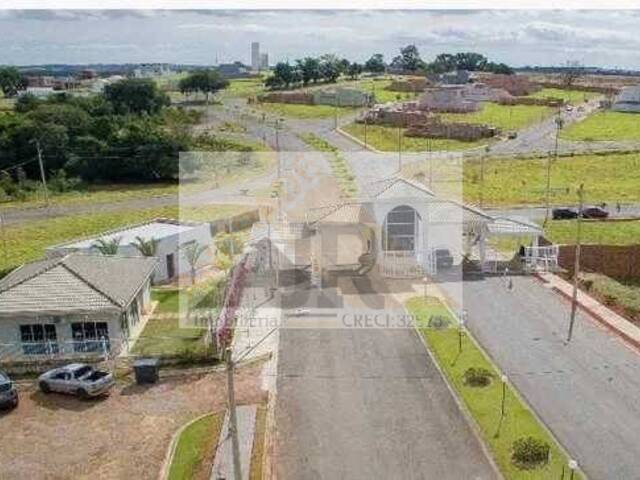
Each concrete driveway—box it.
[440,274,640,480]
[273,276,498,480]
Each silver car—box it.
[0,371,18,409]
[39,363,115,398]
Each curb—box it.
[408,306,504,480]
[158,412,216,480]
[533,273,640,353]
[408,295,588,480]
[335,126,383,153]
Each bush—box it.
[463,367,493,387]
[511,437,550,469]
[427,314,451,329]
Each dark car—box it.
[0,371,18,410]
[435,248,454,269]
[581,207,609,219]
[552,208,578,220]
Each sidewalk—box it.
[211,405,257,480]
[537,272,640,350]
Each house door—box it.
[166,253,176,279]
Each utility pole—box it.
[480,146,489,209]
[567,183,584,343]
[0,214,6,268]
[545,113,564,226]
[34,140,49,207]
[225,347,243,480]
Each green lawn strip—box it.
[560,111,640,142]
[406,296,581,479]
[544,219,640,246]
[256,102,357,119]
[341,122,486,152]
[1,204,250,272]
[526,88,598,105]
[249,405,268,480]
[459,152,640,206]
[168,412,223,480]
[298,133,358,197]
[442,103,554,132]
[580,273,640,323]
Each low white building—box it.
[0,253,156,363]
[47,218,214,283]
[612,85,640,113]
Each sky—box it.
[1,9,640,69]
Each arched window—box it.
[383,205,420,251]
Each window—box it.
[20,324,58,355]
[383,205,420,252]
[71,322,110,353]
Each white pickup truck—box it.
[39,363,115,398]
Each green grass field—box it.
[544,219,640,246]
[342,123,486,152]
[224,77,266,98]
[406,296,582,480]
[0,204,250,273]
[168,413,223,480]
[527,88,598,104]
[560,111,640,141]
[459,152,640,206]
[256,102,357,119]
[442,103,553,132]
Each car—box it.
[434,248,454,269]
[0,371,18,410]
[507,131,518,139]
[581,207,609,219]
[39,363,115,399]
[552,208,579,220]
[291,308,311,316]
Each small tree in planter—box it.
[463,367,493,387]
[511,436,550,469]
[427,314,450,330]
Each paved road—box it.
[274,280,498,480]
[439,275,640,480]
[486,203,640,221]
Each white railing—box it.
[524,245,559,272]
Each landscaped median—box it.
[298,133,358,197]
[406,296,583,480]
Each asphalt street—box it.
[440,275,640,480]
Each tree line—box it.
[265,46,513,89]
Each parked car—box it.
[581,207,609,219]
[552,208,579,220]
[435,248,454,269]
[39,364,115,398]
[0,371,18,410]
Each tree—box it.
[562,60,583,88]
[178,69,229,103]
[454,52,488,72]
[365,54,386,73]
[92,237,122,255]
[131,236,158,257]
[347,62,363,80]
[181,242,208,285]
[392,45,425,72]
[318,54,341,83]
[0,66,26,97]
[296,57,321,86]
[103,78,169,115]
[267,62,296,89]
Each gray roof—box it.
[0,253,157,316]
[363,176,436,200]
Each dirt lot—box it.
[0,364,266,480]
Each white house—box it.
[612,85,640,113]
[47,218,214,283]
[0,253,156,363]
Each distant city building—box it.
[251,42,261,71]
[133,64,174,78]
[260,53,269,70]
[18,87,55,98]
[217,62,252,79]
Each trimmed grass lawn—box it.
[560,111,640,142]
[1,204,250,273]
[249,405,268,480]
[459,152,640,206]
[580,273,640,324]
[342,122,486,152]
[406,296,582,480]
[224,77,266,98]
[299,133,358,197]
[527,88,598,104]
[256,102,357,119]
[442,103,553,132]
[544,219,640,246]
[168,413,223,480]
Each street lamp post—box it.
[567,184,584,343]
[422,276,429,299]
[500,374,508,417]
[458,310,467,355]
[568,459,578,480]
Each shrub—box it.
[427,314,450,329]
[463,367,493,387]
[511,437,550,469]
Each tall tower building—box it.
[251,42,260,71]
[260,53,269,70]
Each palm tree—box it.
[91,237,122,256]
[181,242,208,285]
[131,236,158,257]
